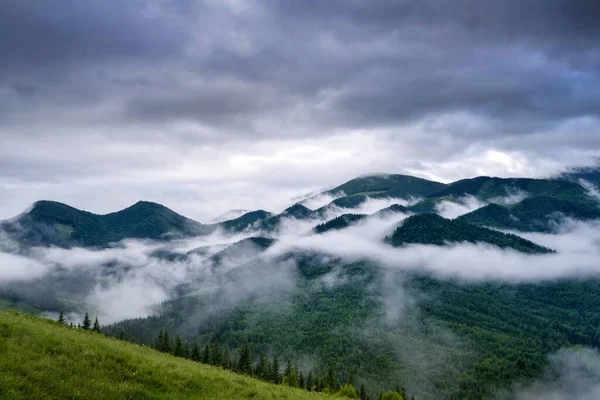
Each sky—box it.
[1,0,600,221]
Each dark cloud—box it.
[1,0,600,219]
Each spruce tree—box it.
[222,348,231,370]
[202,343,210,364]
[191,340,201,362]
[299,371,305,389]
[271,356,280,384]
[155,331,164,351]
[360,384,367,400]
[57,311,65,324]
[211,339,222,366]
[119,330,124,340]
[306,371,314,391]
[237,341,251,375]
[174,335,184,358]
[92,317,101,333]
[163,330,172,354]
[255,353,268,379]
[82,312,91,330]
[326,365,338,392]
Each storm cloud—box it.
[1,0,600,220]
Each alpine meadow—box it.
[2,1,600,400]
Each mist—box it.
[509,348,600,400]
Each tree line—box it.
[152,329,414,400]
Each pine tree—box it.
[92,317,101,333]
[163,330,172,354]
[326,365,338,392]
[57,311,65,324]
[271,356,280,384]
[82,312,91,330]
[119,330,124,340]
[191,340,201,362]
[155,331,164,351]
[237,341,251,375]
[211,339,222,366]
[174,335,185,358]
[222,348,231,370]
[255,353,268,380]
[202,343,210,364]
[360,384,367,400]
[284,359,292,378]
[306,371,314,391]
[299,371,305,389]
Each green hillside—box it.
[313,214,367,234]
[457,196,600,232]
[327,174,445,198]
[388,214,552,254]
[0,311,333,400]
[219,210,273,233]
[2,200,212,248]
[429,176,589,202]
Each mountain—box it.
[326,174,446,198]
[257,204,317,232]
[387,213,552,254]
[1,200,211,248]
[219,210,273,233]
[313,213,367,234]
[210,209,250,223]
[559,164,600,186]
[0,310,330,400]
[457,196,600,232]
[429,176,589,202]
[210,237,276,266]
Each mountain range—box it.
[2,170,600,399]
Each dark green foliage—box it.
[191,340,201,361]
[211,339,223,366]
[313,214,366,233]
[388,213,553,253]
[57,311,65,324]
[255,353,269,380]
[202,343,210,364]
[238,341,252,375]
[174,335,187,358]
[82,312,91,330]
[360,384,367,400]
[307,371,314,391]
[271,357,280,384]
[92,317,101,333]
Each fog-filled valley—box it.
[3,172,600,399]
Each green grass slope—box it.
[0,311,332,400]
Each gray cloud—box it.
[1,0,600,218]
